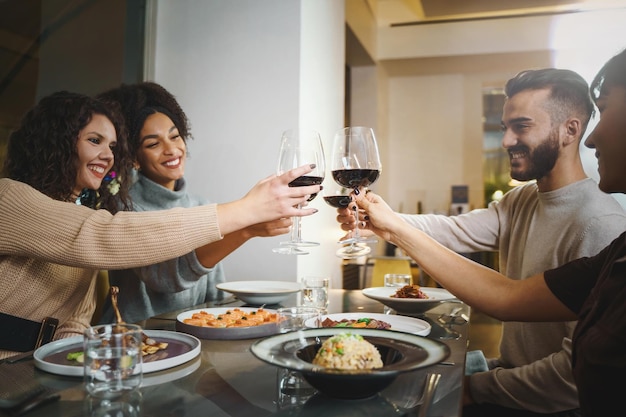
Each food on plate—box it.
[321,317,392,330]
[141,337,169,356]
[109,286,169,357]
[66,351,84,363]
[312,332,383,370]
[391,284,429,299]
[183,308,279,328]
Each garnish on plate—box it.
[321,317,392,330]
[66,351,84,363]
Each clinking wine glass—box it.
[330,126,381,259]
[272,128,325,255]
[323,183,370,257]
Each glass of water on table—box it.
[383,273,411,314]
[299,276,329,313]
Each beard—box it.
[509,129,560,182]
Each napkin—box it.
[464,350,489,376]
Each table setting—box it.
[0,278,469,417]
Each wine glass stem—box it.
[291,204,303,243]
[353,187,361,240]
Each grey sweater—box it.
[100,173,225,324]
[400,178,626,412]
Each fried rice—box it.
[312,332,383,370]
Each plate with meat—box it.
[33,329,201,377]
[305,312,431,336]
[362,286,457,314]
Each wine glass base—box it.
[279,240,320,248]
[336,243,371,259]
[273,247,309,255]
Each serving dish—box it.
[306,312,431,336]
[33,330,201,377]
[176,307,280,340]
[251,327,449,399]
[362,287,457,314]
[216,280,301,305]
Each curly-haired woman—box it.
[0,91,320,359]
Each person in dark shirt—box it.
[351,48,626,417]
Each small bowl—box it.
[250,328,449,400]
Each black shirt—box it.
[545,232,626,417]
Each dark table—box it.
[1,289,469,417]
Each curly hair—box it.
[2,91,133,213]
[97,82,192,159]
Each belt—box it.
[0,313,58,352]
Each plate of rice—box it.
[250,327,449,399]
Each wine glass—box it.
[330,126,381,259]
[323,182,370,257]
[272,129,325,255]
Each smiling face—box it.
[73,113,117,196]
[136,112,187,190]
[584,85,626,194]
[501,88,562,183]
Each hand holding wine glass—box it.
[272,129,325,255]
[330,126,381,259]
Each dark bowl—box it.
[251,328,450,400]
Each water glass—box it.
[277,306,322,333]
[383,273,411,314]
[299,276,329,312]
[276,367,316,410]
[84,324,143,398]
[384,273,411,288]
[86,390,142,417]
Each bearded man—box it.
[337,68,626,417]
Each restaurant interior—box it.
[1,0,626,361]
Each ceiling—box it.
[367,0,624,26]
[1,0,623,130]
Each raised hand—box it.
[353,191,404,243]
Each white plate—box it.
[362,287,457,314]
[176,307,280,340]
[216,280,301,305]
[33,330,201,377]
[306,312,431,336]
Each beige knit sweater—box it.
[0,178,221,359]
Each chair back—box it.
[368,257,413,287]
[91,270,110,325]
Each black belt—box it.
[0,313,58,352]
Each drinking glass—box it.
[383,273,411,314]
[84,324,143,399]
[277,306,322,333]
[330,126,382,259]
[272,129,325,255]
[322,183,352,210]
[299,276,329,313]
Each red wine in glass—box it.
[289,175,324,201]
[330,127,382,259]
[323,195,351,208]
[331,169,380,190]
[272,129,325,255]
